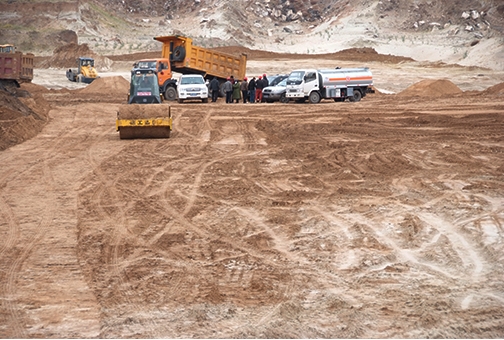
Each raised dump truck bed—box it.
[154,35,247,81]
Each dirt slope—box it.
[0,52,503,338]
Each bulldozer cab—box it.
[129,69,162,104]
[0,44,15,53]
[79,57,95,68]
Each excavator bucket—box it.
[116,104,172,139]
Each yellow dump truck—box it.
[133,36,246,100]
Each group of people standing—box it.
[209,74,270,104]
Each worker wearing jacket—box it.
[223,78,233,103]
[232,80,241,103]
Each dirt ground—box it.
[1,51,504,338]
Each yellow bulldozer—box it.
[116,68,172,139]
[66,57,99,83]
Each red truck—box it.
[0,44,34,88]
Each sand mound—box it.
[482,82,504,96]
[37,43,113,71]
[79,76,130,96]
[398,79,463,97]
[0,88,50,151]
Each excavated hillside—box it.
[1,0,503,69]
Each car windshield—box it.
[269,75,287,86]
[277,78,287,87]
[286,71,304,85]
[180,76,204,85]
[137,61,157,69]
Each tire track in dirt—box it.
[83,130,161,337]
[0,116,91,337]
[1,160,56,338]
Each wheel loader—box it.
[116,68,172,139]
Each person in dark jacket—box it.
[262,73,269,87]
[209,77,220,102]
[248,77,256,103]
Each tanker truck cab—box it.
[286,67,373,104]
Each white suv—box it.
[177,74,209,103]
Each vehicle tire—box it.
[280,93,289,103]
[164,87,177,101]
[173,46,186,62]
[309,91,321,104]
[202,98,209,103]
[349,89,362,102]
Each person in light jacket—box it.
[223,77,233,103]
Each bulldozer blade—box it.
[117,104,172,139]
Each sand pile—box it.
[0,87,50,151]
[398,79,463,97]
[79,76,130,96]
[37,43,113,71]
[482,82,504,96]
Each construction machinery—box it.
[66,57,99,83]
[0,44,34,88]
[116,68,172,139]
[286,67,373,103]
[132,35,247,100]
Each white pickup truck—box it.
[177,74,209,103]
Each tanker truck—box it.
[285,67,373,103]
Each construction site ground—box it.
[1,49,504,338]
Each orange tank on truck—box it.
[0,44,34,87]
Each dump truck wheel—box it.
[349,90,362,102]
[164,87,177,101]
[309,91,321,104]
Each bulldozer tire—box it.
[165,87,177,101]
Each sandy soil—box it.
[1,54,504,338]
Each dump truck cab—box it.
[0,44,15,53]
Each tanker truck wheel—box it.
[309,91,321,104]
[349,90,362,102]
[164,87,177,101]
